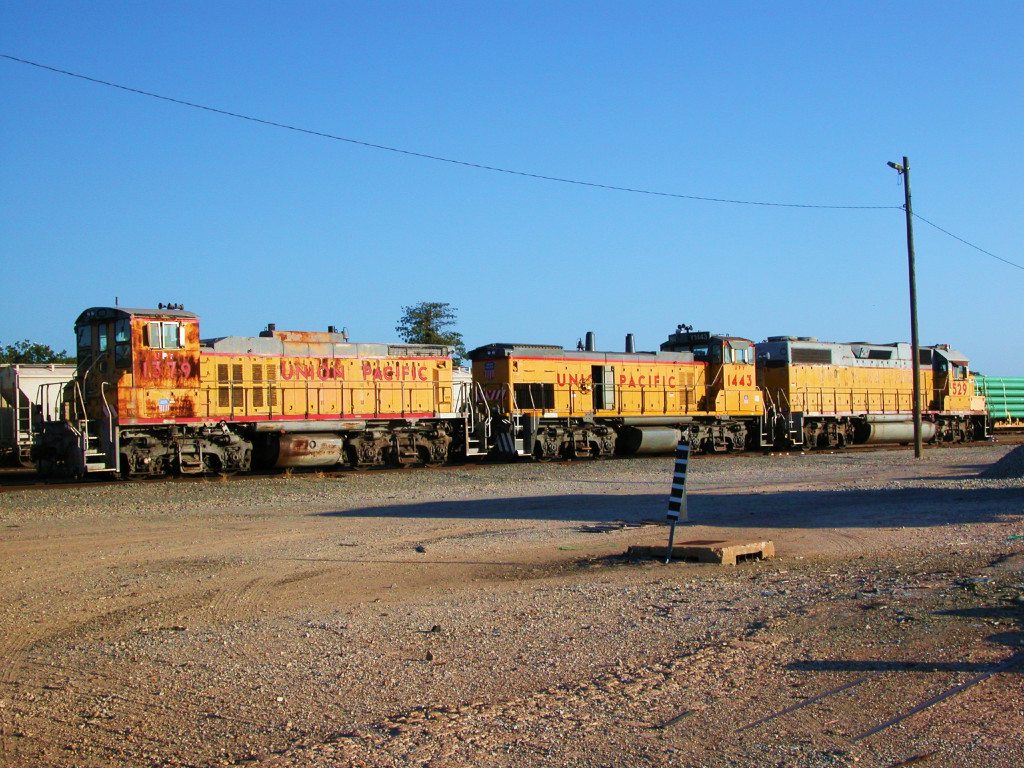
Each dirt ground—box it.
[1,443,1022,768]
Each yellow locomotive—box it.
[468,329,763,459]
[756,336,988,448]
[34,306,990,476]
[35,306,469,476]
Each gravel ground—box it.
[1,443,1023,767]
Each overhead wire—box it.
[911,211,1024,271]
[2,53,1020,269]
[0,54,892,210]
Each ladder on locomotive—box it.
[39,370,118,476]
[462,381,524,457]
[760,389,804,448]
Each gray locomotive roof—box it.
[201,335,450,358]
[756,336,971,367]
[468,342,693,363]
[76,306,199,324]
[935,347,969,365]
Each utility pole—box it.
[887,156,923,458]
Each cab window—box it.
[76,325,93,367]
[98,324,108,353]
[147,321,183,349]
[77,325,92,353]
[162,322,181,349]
[953,365,967,380]
[114,319,131,368]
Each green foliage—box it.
[0,340,75,364]
[395,302,467,364]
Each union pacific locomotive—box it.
[470,327,987,459]
[756,335,986,448]
[33,306,989,477]
[34,306,477,477]
[469,330,763,459]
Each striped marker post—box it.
[665,440,690,563]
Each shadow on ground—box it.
[315,485,1024,530]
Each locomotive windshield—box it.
[692,341,755,364]
[146,321,185,349]
[690,343,711,362]
[76,325,91,367]
[114,319,131,367]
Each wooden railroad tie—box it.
[629,539,775,565]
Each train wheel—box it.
[417,446,442,469]
[346,446,370,471]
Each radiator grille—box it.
[217,364,230,408]
[252,364,264,408]
[791,348,832,365]
[231,364,244,408]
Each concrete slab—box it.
[629,539,775,565]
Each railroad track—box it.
[2,436,1019,492]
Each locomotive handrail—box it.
[463,380,491,422]
[760,388,791,414]
[73,356,101,446]
[100,381,115,449]
[708,366,723,388]
[793,385,924,415]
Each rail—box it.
[114,377,460,422]
[501,380,749,418]
[100,381,115,448]
[787,386,930,415]
[761,387,789,414]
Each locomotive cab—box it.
[75,306,202,425]
[927,345,972,411]
[35,306,203,476]
[927,345,987,439]
[660,330,761,416]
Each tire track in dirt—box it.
[253,636,777,766]
[251,574,1022,768]
[0,628,43,767]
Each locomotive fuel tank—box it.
[856,417,937,445]
[617,425,683,454]
[265,433,345,468]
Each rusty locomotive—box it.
[33,306,989,477]
[34,306,478,477]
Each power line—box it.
[2,52,1020,271]
[1,53,890,211]
[912,211,1024,271]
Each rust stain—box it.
[135,350,202,387]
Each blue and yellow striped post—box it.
[665,440,690,562]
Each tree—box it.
[395,302,467,364]
[0,340,75,364]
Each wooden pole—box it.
[889,157,923,458]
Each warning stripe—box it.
[496,432,516,455]
[667,441,690,520]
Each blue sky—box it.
[2,1,1022,374]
